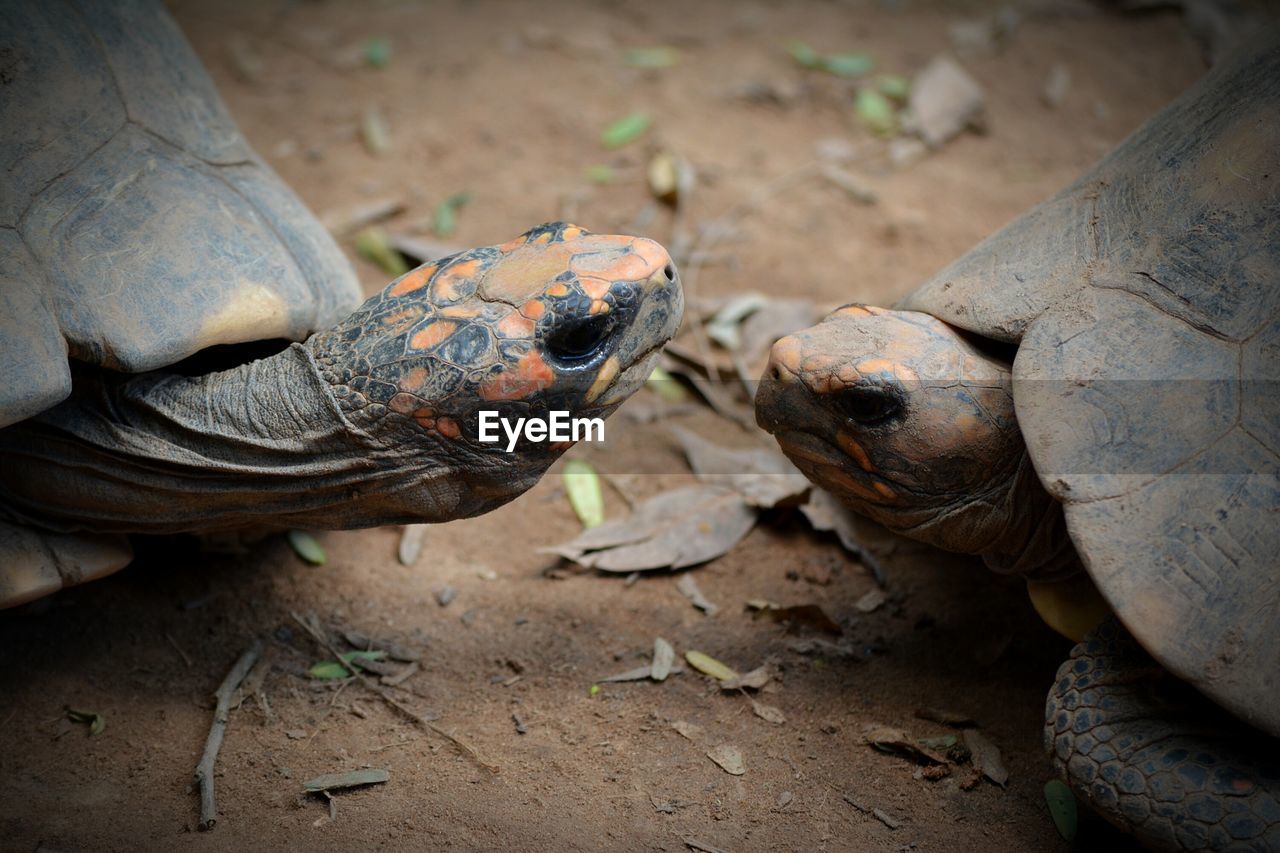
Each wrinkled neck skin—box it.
[0,344,539,535]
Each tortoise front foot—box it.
[0,522,133,608]
[1046,618,1280,850]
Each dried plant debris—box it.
[398,524,426,566]
[544,485,755,572]
[66,707,106,736]
[1044,779,1078,841]
[286,530,327,566]
[721,663,772,691]
[863,724,947,765]
[671,427,810,509]
[706,293,770,350]
[914,707,977,728]
[854,588,887,613]
[751,700,787,725]
[684,650,739,682]
[749,602,842,635]
[676,574,719,616]
[905,56,986,148]
[706,744,746,776]
[562,459,605,528]
[303,769,389,794]
[651,637,675,681]
[962,729,1009,786]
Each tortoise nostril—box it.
[768,364,783,382]
[663,264,675,282]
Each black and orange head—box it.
[755,305,1024,548]
[308,222,682,512]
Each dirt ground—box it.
[0,1,1206,850]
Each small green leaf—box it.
[585,164,615,185]
[601,113,651,149]
[67,708,106,736]
[309,650,388,679]
[588,683,601,697]
[822,52,873,78]
[354,227,410,276]
[875,73,911,102]
[1044,780,1078,841]
[625,47,679,68]
[786,40,822,69]
[432,191,471,238]
[563,459,605,529]
[854,87,897,136]
[684,650,739,681]
[363,37,392,69]
[287,530,327,566]
[646,365,687,402]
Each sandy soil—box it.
[0,1,1204,850]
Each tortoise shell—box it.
[900,42,1280,734]
[0,0,361,428]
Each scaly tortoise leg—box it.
[0,521,133,608]
[1046,617,1280,850]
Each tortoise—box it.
[0,0,683,607]
[755,37,1279,850]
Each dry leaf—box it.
[914,707,977,728]
[751,700,787,725]
[398,524,426,566]
[706,744,746,776]
[599,665,656,683]
[905,56,985,148]
[863,724,947,765]
[542,486,755,572]
[751,603,843,635]
[671,720,702,741]
[855,588,887,613]
[721,664,771,691]
[963,730,1008,786]
[737,298,820,368]
[671,427,810,508]
[651,637,675,681]
[676,574,718,616]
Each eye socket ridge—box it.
[831,383,904,426]
[546,313,617,363]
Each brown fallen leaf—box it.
[542,485,756,572]
[962,730,1008,786]
[737,298,819,369]
[722,664,772,691]
[671,426,810,508]
[751,603,842,636]
[905,55,986,148]
[855,588,887,613]
[706,744,746,776]
[751,699,787,725]
[671,720,703,741]
[863,724,947,765]
[676,574,719,616]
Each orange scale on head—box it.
[399,366,430,393]
[836,431,874,472]
[560,225,585,241]
[439,304,483,319]
[389,392,420,415]
[589,300,610,315]
[544,281,571,298]
[389,264,438,297]
[431,258,483,302]
[497,311,536,339]
[436,417,460,439]
[478,350,555,401]
[530,231,553,245]
[497,236,528,253]
[823,467,883,502]
[415,415,437,430]
[519,299,546,321]
[549,440,574,451]
[410,321,457,351]
[580,276,611,300]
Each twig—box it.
[195,640,264,831]
[289,611,497,773]
[166,632,193,669]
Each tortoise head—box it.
[308,221,683,516]
[755,304,1028,555]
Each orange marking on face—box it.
[436,417,460,439]
[439,304,483,319]
[585,356,620,403]
[873,481,897,500]
[836,431,874,472]
[497,236,527,253]
[823,467,883,502]
[580,276,611,300]
[497,311,536,339]
[545,282,571,297]
[389,264,437,296]
[410,321,457,351]
[399,367,429,393]
[560,225,584,240]
[589,300,610,315]
[531,231,552,245]
[415,415,436,430]
[381,307,424,333]
[769,337,802,373]
[519,299,546,320]
[413,406,435,419]
[853,358,896,379]
[478,350,556,401]
[432,258,483,301]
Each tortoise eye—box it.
[548,314,615,362]
[833,385,902,426]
